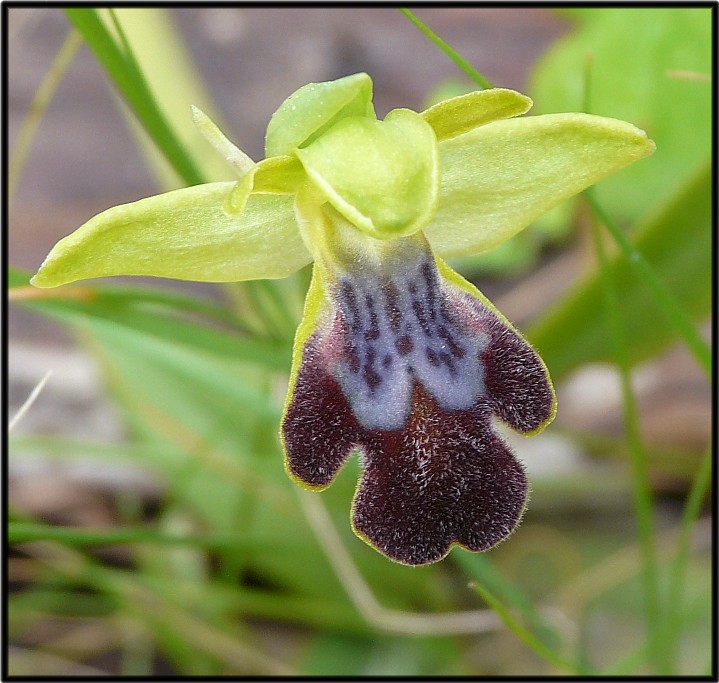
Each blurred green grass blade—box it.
[399,9,493,89]
[585,191,711,376]
[90,285,244,327]
[10,272,290,371]
[301,634,377,676]
[11,266,240,326]
[530,7,711,226]
[40,548,294,674]
[144,575,373,637]
[589,197,664,673]
[76,316,287,532]
[664,445,713,671]
[64,8,204,185]
[454,553,561,653]
[84,316,279,421]
[108,8,237,188]
[10,589,114,618]
[300,624,465,674]
[528,160,711,380]
[8,523,262,550]
[602,642,649,676]
[8,28,83,206]
[68,304,287,371]
[469,580,584,674]
[9,434,176,466]
[9,267,32,288]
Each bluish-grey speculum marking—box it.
[331,238,488,431]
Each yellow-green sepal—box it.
[421,88,533,141]
[265,72,375,158]
[295,108,439,240]
[31,182,311,287]
[425,112,656,258]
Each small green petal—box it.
[224,169,256,215]
[421,88,533,141]
[265,72,375,158]
[224,155,306,215]
[424,113,656,257]
[31,183,311,287]
[252,155,307,194]
[296,109,439,239]
[191,105,254,175]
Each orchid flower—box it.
[32,73,654,565]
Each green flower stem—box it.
[65,8,205,186]
[399,9,494,89]
[584,192,711,377]
[663,444,712,672]
[297,491,503,636]
[588,194,665,674]
[469,581,585,674]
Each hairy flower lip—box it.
[282,226,555,564]
[350,384,530,566]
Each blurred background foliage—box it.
[7,7,712,676]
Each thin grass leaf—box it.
[64,8,204,186]
[529,161,711,380]
[601,641,649,676]
[469,581,584,675]
[8,523,264,550]
[34,544,295,674]
[61,9,303,350]
[399,9,493,89]
[10,269,291,372]
[453,553,560,651]
[108,9,237,188]
[8,28,82,206]
[588,192,665,674]
[585,191,711,377]
[663,445,713,672]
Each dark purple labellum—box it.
[282,237,554,565]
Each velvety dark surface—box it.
[283,243,554,565]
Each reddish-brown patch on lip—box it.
[283,332,364,489]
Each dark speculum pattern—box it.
[332,244,488,431]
